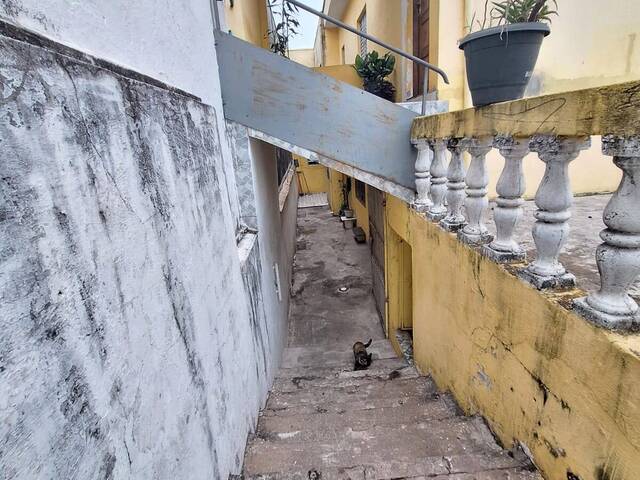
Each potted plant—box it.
[459,0,557,106]
[354,51,397,102]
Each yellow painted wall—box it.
[430,0,467,111]
[327,169,345,214]
[348,179,370,239]
[385,221,413,356]
[385,194,640,480]
[224,0,269,48]
[295,155,329,194]
[289,48,316,67]
[314,65,363,88]
[334,0,366,66]
[324,28,342,66]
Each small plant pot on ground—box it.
[459,22,550,107]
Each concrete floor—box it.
[242,207,541,479]
[288,207,385,349]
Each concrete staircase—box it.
[242,341,541,479]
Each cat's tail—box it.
[364,338,372,348]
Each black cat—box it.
[353,339,373,370]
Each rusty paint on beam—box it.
[411,81,640,140]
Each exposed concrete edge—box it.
[248,129,415,204]
[0,19,200,101]
[278,164,296,213]
[237,232,258,265]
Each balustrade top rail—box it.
[408,80,640,333]
[411,80,640,141]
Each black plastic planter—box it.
[459,22,550,107]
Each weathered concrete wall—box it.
[0,0,244,234]
[0,0,220,104]
[0,26,282,479]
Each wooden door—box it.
[413,0,430,97]
[368,186,386,329]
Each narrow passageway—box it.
[288,207,385,351]
[242,207,541,479]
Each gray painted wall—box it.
[249,139,299,373]
[0,12,298,480]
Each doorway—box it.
[368,186,386,329]
[386,224,413,340]
[413,0,430,97]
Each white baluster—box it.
[520,136,590,289]
[459,137,493,246]
[440,138,467,232]
[413,139,433,212]
[426,139,448,222]
[574,135,640,331]
[482,136,528,262]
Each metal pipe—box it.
[284,0,449,85]
[421,67,429,115]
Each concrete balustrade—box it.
[482,136,528,262]
[440,138,468,232]
[412,139,432,212]
[410,80,640,332]
[520,136,591,289]
[426,139,448,222]
[574,135,640,331]
[459,137,492,246]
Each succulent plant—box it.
[354,51,397,102]
[491,0,558,24]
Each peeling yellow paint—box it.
[385,194,640,480]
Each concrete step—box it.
[281,340,397,369]
[260,391,458,418]
[413,469,541,480]
[243,458,539,480]
[272,364,418,393]
[244,416,519,476]
[265,376,437,411]
[257,398,460,440]
[276,357,411,380]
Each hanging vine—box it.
[268,0,300,57]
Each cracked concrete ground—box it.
[242,207,541,479]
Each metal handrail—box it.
[284,0,449,115]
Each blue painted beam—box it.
[214,31,417,190]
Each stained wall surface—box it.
[0,3,295,478]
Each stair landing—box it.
[242,207,541,479]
